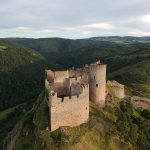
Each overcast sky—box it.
[0,0,150,38]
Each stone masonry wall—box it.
[107,80,125,99]
[54,70,69,82]
[49,85,89,131]
[46,61,106,131]
[46,70,54,83]
[54,78,70,97]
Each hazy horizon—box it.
[1,35,150,40]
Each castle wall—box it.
[89,64,106,107]
[49,85,89,131]
[51,74,89,98]
[46,70,54,83]
[69,74,89,86]
[69,69,76,77]
[69,68,83,77]
[70,83,83,96]
[69,77,83,96]
[69,76,82,84]
[46,60,107,131]
[54,70,69,82]
[107,80,125,99]
[54,78,70,96]
[81,69,89,85]
[114,86,124,99]
[68,67,89,84]
[76,68,82,77]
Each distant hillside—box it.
[3,37,150,98]
[109,59,150,97]
[0,40,55,148]
[3,37,150,69]
[90,36,150,43]
[0,40,52,111]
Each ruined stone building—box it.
[107,80,125,99]
[45,61,106,131]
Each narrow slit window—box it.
[96,84,98,87]
[61,97,64,102]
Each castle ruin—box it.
[45,61,106,131]
[107,80,125,99]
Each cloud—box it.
[38,29,56,33]
[82,31,92,35]
[142,14,150,23]
[16,26,32,30]
[0,0,150,38]
[79,23,113,30]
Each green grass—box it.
[5,91,150,150]
[109,59,150,97]
[1,37,150,149]
[130,83,150,97]
[0,45,7,51]
[0,106,16,120]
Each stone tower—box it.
[89,61,106,107]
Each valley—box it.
[0,36,150,150]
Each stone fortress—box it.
[45,61,108,131]
[45,61,125,131]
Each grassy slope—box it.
[109,59,150,97]
[12,92,150,150]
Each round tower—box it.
[89,63,106,107]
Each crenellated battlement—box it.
[49,84,89,106]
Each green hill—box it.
[109,59,150,97]
[4,37,150,97]
[3,37,150,69]
[0,36,150,149]
[0,40,52,111]
[0,41,55,147]
[4,92,150,150]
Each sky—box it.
[0,0,150,39]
